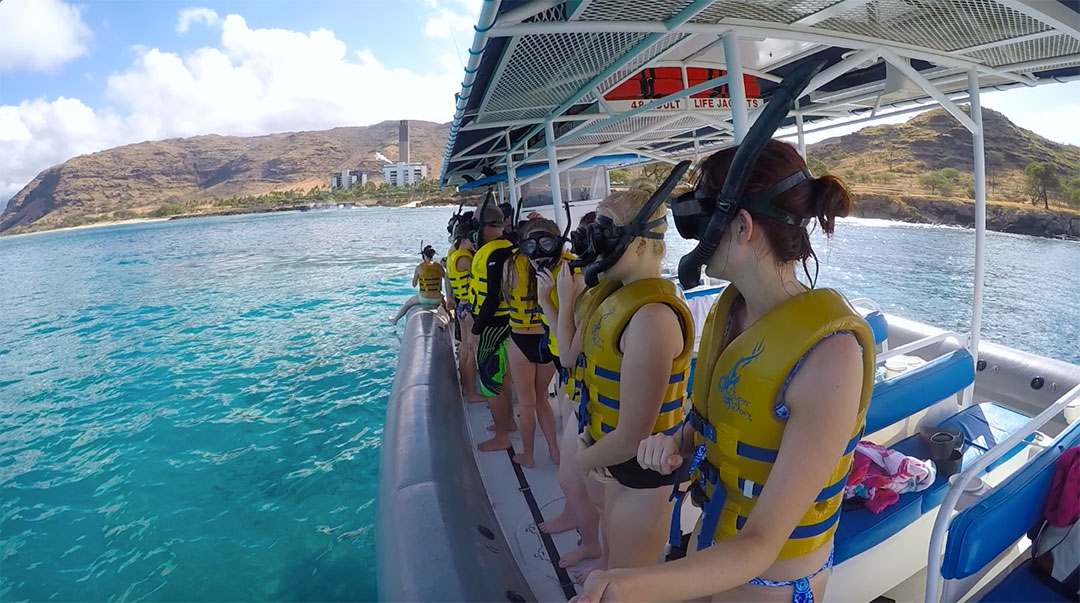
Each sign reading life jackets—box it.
[604,67,762,114]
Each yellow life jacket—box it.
[564,278,621,404]
[582,278,694,442]
[468,239,512,317]
[447,248,473,303]
[537,254,577,357]
[508,253,543,329]
[689,286,875,558]
[417,262,442,294]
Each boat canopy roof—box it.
[440,0,1080,188]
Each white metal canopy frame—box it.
[442,0,1078,353]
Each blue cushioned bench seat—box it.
[978,559,1071,602]
[941,420,1080,598]
[864,349,975,436]
[834,402,1031,563]
[862,310,888,346]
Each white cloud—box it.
[421,0,480,74]
[0,0,93,72]
[1,13,462,203]
[0,98,125,202]
[176,7,221,34]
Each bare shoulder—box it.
[624,303,683,354]
[787,333,863,410]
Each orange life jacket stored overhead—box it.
[604,67,761,101]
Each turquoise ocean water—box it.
[1,207,1077,602]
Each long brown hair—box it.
[696,140,852,285]
[502,218,560,303]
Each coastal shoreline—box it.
[851,194,1080,240]
[3,197,1076,241]
[0,217,172,239]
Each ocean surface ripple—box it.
[0,208,1077,601]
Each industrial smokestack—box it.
[399,120,409,163]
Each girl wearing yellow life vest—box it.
[501,218,564,469]
[532,211,605,569]
[561,171,696,574]
[447,220,482,402]
[576,138,874,602]
[388,244,444,325]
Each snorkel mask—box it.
[519,202,573,270]
[571,160,692,287]
[671,60,825,290]
[469,189,500,246]
[446,201,466,242]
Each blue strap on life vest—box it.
[667,442,707,548]
[696,474,727,552]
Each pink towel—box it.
[1045,446,1080,528]
[844,441,937,514]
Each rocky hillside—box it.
[1,120,449,233]
[807,107,1080,206]
[4,106,1076,237]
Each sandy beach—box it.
[1,217,171,239]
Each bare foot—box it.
[559,544,603,569]
[512,453,535,468]
[477,437,511,452]
[538,511,575,535]
[486,422,518,432]
[573,560,606,584]
[549,447,560,466]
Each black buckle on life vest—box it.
[686,409,716,443]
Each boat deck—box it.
[462,390,582,601]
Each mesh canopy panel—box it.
[815,0,1051,53]
[967,33,1080,67]
[481,32,648,122]
[692,0,843,24]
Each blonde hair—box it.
[596,178,667,256]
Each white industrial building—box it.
[381,119,428,187]
[330,170,366,191]
[382,163,427,187]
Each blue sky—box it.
[1,0,1078,203]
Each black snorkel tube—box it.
[446,201,466,242]
[471,188,497,247]
[575,160,692,287]
[675,60,825,290]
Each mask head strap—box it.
[743,169,813,227]
[580,160,691,287]
[677,59,826,290]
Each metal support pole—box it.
[722,31,749,143]
[498,182,505,205]
[545,120,565,231]
[967,67,986,405]
[795,111,806,159]
[505,132,519,213]
[506,154,519,210]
